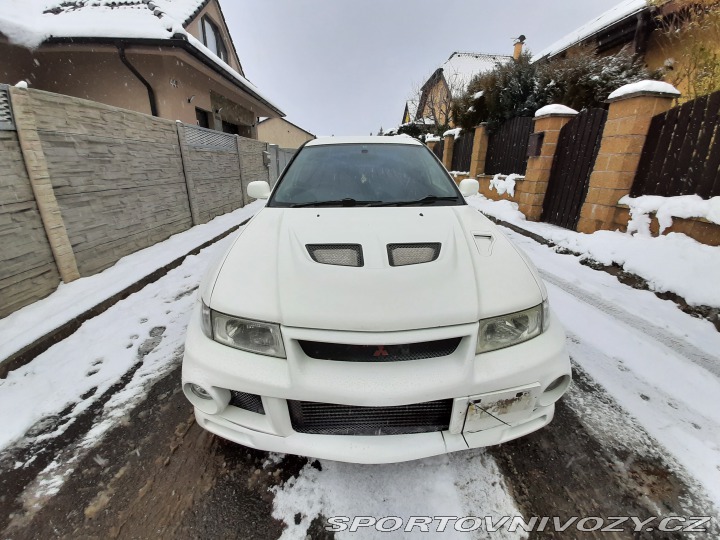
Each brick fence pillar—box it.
[469,123,489,178]
[519,107,577,220]
[9,87,80,283]
[577,83,679,233]
[442,134,454,170]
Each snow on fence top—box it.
[608,80,681,100]
[532,0,647,62]
[0,0,283,113]
[620,194,720,235]
[442,127,462,139]
[535,104,578,117]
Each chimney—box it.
[513,35,526,61]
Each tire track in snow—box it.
[538,269,720,377]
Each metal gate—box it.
[541,108,607,229]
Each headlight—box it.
[211,311,286,358]
[476,302,545,354]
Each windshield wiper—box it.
[290,198,380,208]
[370,196,460,207]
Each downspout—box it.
[117,44,158,116]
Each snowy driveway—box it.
[1,205,719,538]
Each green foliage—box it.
[397,123,423,139]
[651,0,720,100]
[454,46,657,132]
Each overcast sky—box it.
[223,0,623,137]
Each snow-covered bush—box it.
[453,46,658,131]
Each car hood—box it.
[208,206,544,332]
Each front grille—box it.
[298,338,461,362]
[229,391,265,414]
[288,399,453,435]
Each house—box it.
[416,51,513,129]
[532,0,651,62]
[401,100,418,124]
[532,0,720,100]
[0,0,283,137]
[257,117,315,149]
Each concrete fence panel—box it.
[26,89,192,276]
[0,131,61,317]
[0,87,276,318]
[180,124,244,224]
[237,137,270,205]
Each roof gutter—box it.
[42,36,284,117]
[116,43,158,117]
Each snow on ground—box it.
[621,194,720,234]
[489,174,522,197]
[0,222,252,453]
[492,220,720,509]
[466,194,720,308]
[0,201,264,363]
[272,450,525,539]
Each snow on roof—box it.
[0,0,200,48]
[608,80,681,100]
[535,104,579,117]
[0,0,283,113]
[532,0,648,62]
[441,52,512,95]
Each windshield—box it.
[267,144,464,207]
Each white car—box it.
[182,136,571,464]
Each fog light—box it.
[538,375,571,406]
[190,383,212,400]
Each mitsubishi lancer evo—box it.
[181,135,571,464]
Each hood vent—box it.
[387,243,441,266]
[307,244,364,267]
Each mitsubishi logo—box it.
[373,345,389,357]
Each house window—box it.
[222,120,239,135]
[195,108,210,128]
[201,16,228,63]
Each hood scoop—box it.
[306,244,364,267]
[387,243,441,266]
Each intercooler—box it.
[288,399,453,436]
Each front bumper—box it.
[182,304,571,464]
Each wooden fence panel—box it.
[432,139,444,162]
[542,108,607,230]
[451,131,474,172]
[631,90,720,198]
[485,117,534,175]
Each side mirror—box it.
[459,178,479,197]
[247,181,271,200]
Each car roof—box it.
[306,136,424,147]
